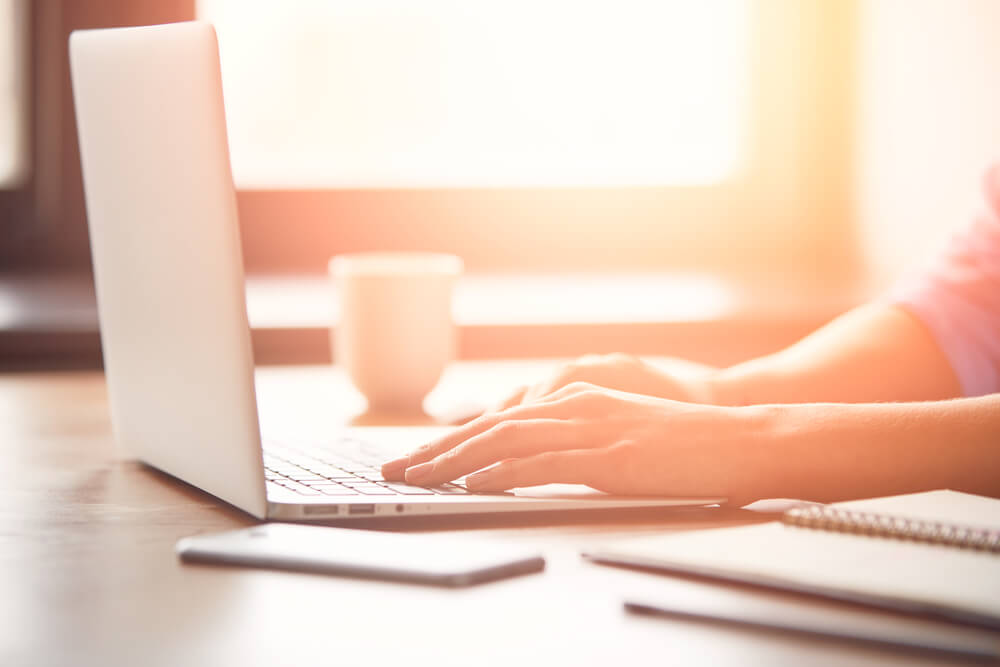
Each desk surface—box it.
[0,362,972,666]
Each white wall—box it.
[856,0,1000,288]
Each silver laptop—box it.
[69,21,724,521]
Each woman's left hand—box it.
[382,382,766,498]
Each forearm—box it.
[732,394,1000,503]
[707,304,962,406]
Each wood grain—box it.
[0,364,957,666]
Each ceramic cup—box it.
[329,252,462,413]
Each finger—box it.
[382,414,498,479]
[465,448,611,491]
[521,377,564,404]
[403,418,609,487]
[381,456,410,480]
[382,399,579,479]
[521,355,605,404]
[536,380,601,403]
[491,385,528,413]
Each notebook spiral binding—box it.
[782,505,1000,553]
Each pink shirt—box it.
[892,165,1000,396]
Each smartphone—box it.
[176,523,545,587]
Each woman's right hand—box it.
[491,353,718,411]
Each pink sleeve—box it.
[889,165,1000,397]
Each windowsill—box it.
[0,271,870,369]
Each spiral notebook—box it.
[586,490,1000,629]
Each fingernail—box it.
[404,462,434,484]
[381,456,409,479]
[465,471,491,490]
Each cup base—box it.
[349,405,437,426]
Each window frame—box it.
[6,0,858,280]
[0,0,32,268]
[1,0,197,273]
[233,0,860,278]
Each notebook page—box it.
[589,490,1000,626]
[835,489,1000,526]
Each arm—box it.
[489,303,962,410]
[494,165,1000,408]
[384,388,1000,504]
[708,303,962,405]
[741,395,1000,502]
[711,164,1000,406]
[384,166,999,499]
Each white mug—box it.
[329,252,463,413]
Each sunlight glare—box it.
[198,0,749,188]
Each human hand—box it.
[491,353,716,412]
[382,382,763,499]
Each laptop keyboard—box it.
[262,439,470,498]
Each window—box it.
[0,1,858,277]
[0,0,858,368]
[197,1,856,277]
[199,0,748,189]
[0,0,29,187]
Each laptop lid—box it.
[70,22,268,518]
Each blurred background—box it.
[2,0,999,369]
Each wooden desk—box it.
[0,362,968,666]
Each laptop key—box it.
[317,487,361,495]
[431,485,469,495]
[309,482,354,490]
[325,464,361,473]
[350,484,397,495]
[311,466,350,477]
[284,482,322,496]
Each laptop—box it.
[69,21,724,521]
